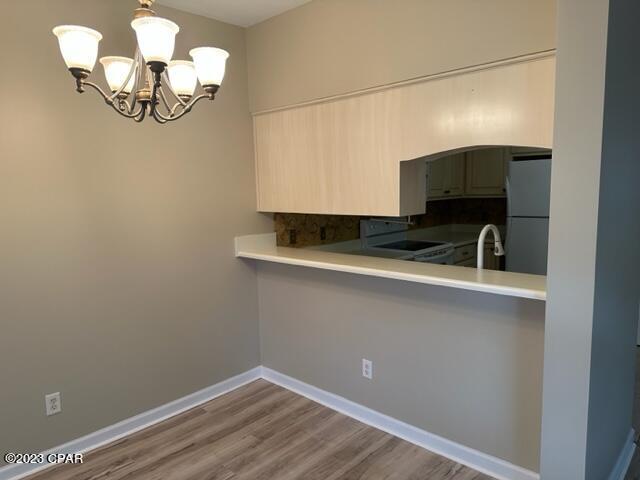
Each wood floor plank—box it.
[292,423,394,480]
[108,390,299,479]
[25,380,495,480]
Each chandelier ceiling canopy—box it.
[52,0,229,124]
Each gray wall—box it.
[539,0,608,476]
[541,0,640,478]
[586,0,640,477]
[0,0,271,458]
[246,0,557,112]
[257,263,546,471]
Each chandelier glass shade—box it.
[190,47,230,88]
[130,17,179,65]
[52,0,229,124]
[100,56,136,94]
[168,61,198,98]
[52,25,103,72]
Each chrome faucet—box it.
[477,224,505,269]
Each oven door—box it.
[413,248,455,265]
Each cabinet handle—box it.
[444,190,451,194]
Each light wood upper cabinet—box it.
[510,146,551,155]
[427,154,465,199]
[465,148,508,196]
[253,54,555,216]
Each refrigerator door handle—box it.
[505,176,511,219]
[505,175,512,258]
[505,217,512,256]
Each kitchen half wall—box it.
[257,262,545,471]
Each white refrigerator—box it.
[505,156,552,275]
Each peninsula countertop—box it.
[236,233,546,301]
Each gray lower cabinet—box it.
[454,244,475,263]
[456,257,477,267]
[454,244,498,270]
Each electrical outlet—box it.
[45,392,62,416]
[362,359,373,379]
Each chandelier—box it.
[52,0,229,124]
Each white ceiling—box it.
[156,0,311,27]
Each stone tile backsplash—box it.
[274,213,360,247]
[275,198,507,247]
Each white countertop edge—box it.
[235,233,547,301]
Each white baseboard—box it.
[608,429,636,480]
[262,367,539,480]
[1,365,540,480]
[0,367,262,480]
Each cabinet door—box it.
[465,148,507,196]
[454,243,475,263]
[427,153,465,199]
[448,154,466,196]
[427,158,447,198]
[456,257,477,268]
[455,246,500,269]
[483,246,498,270]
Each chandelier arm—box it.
[160,71,187,107]
[78,57,138,107]
[115,98,148,120]
[158,86,175,116]
[160,87,189,116]
[130,50,148,112]
[134,107,147,123]
[157,87,188,117]
[170,102,186,116]
[83,81,148,119]
[118,98,134,114]
[110,101,146,119]
[152,94,209,123]
[183,92,211,110]
[108,58,139,103]
[149,102,168,124]
[129,88,138,113]
[151,111,168,125]
[81,81,113,103]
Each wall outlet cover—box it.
[45,392,62,416]
[362,359,373,379]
